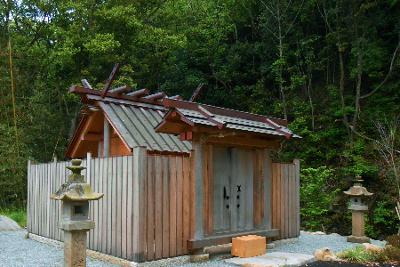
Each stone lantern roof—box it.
[343,177,373,197]
[51,159,103,201]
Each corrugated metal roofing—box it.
[99,102,191,153]
[177,107,299,138]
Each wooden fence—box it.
[27,152,300,262]
[271,159,300,239]
[27,150,192,262]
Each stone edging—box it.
[28,232,191,267]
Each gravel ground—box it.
[269,231,386,255]
[0,231,117,267]
[0,230,387,267]
[177,231,386,267]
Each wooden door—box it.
[212,146,254,234]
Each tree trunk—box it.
[352,51,363,138]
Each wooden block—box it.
[231,235,266,258]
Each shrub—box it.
[383,235,400,262]
[386,235,400,248]
[337,246,386,263]
[383,245,400,262]
[300,166,339,230]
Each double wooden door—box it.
[212,146,254,234]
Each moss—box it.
[0,208,27,228]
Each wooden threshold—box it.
[187,229,279,251]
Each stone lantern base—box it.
[64,230,88,267]
[347,210,370,243]
[347,235,370,243]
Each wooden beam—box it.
[103,118,110,157]
[81,132,101,141]
[169,95,183,100]
[101,63,120,98]
[69,85,163,106]
[132,147,147,262]
[189,83,205,102]
[205,135,280,149]
[197,106,225,129]
[142,92,166,101]
[81,79,93,89]
[109,85,131,94]
[162,98,288,127]
[126,88,149,97]
[188,229,279,250]
[192,141,204,240]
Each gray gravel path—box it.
[0,231,117,267]
[177,231,386,267]
[269,231,386,255]
[0,230,386,267]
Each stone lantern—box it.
[51,159,103,267]
[344,176,373,243]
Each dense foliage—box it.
[0,0,399,238]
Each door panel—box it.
[212,146,232,233]
[212,146,254,234]
[231,148,254,231]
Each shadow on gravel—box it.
[301,261,399,267]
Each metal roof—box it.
[98,101,192,153]
[179,107,299,138]
[158,99,300,139]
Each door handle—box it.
[223,186,230,200]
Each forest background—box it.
[0,0,399,239]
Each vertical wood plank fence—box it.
[27,153,300,262]
[27,152,192,262]
[271,159,300,239]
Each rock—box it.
[267,242,275,249]
[189,253,209,262]
[362,243,383,253]
[311,231,326,235]
[314,247,337,261]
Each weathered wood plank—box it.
[182,156,190,254]
[121,156,128,259]
[277,163,282,239]
[175,156,183,255]
[294,159,300,236]
[202,145,210,235]
[154,155,163,259]
[132,147,147,262]
[169,156,177,257]
[188,229,279,250]
[116,156,122,257]
[162,156,170,258]
[126,154,134,260]
[107,156,113,254]
[146,155,155,260]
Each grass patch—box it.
[0,208,27,228]
[337,245,386,263]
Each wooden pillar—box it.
[132,147,147,262]
[293,159,300,236]
[103,118,110,157]
[192,141,204,240]
[264,149,272,228]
